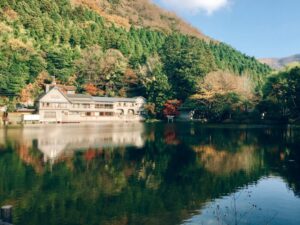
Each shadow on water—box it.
[0,123,299,225]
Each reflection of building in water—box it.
[38,124,145,164]
[0,123,145,165]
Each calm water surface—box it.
[0,123,300,225]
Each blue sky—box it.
[152,0,300,58]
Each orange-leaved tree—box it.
[163,100,181,117]
[84,83,98,96]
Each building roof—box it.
[39,86,145,104]
[38,86,70,103]
[66,94,93,103]
[92,97,139,103]
[66,94,92,99]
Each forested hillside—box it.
[70,0,208,39]
[0,0,271,115]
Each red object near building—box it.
[163,100,181,117]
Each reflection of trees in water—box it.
[0,144,262,224]
[16,143,44,174]
[261,128,300,197]
[163,125,181,145]
[0,124,299,225]
[160,124,300,197]
[193,145,261,175]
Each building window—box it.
[128,109,134,115]
[86,112,92,116]
[99,112,114,116]
[82,104,90,108]
[105,112,113,116]
[105,104,113,109]
[44,111,56,119]
[42,102,51,108]
[73,104,80,108]
[95,104,113,109]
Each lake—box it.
[0,123,300,225]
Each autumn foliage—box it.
[84,83,98,96]
[144,103,156,117]
[163,100,181,117]
[19,84,34,103]
[19,71,50,104]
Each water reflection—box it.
[183,176,300,225]
[194,145,260,175]
[0,123,144,166]
[0,123,299,225]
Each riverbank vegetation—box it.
[181,66,300,123]
[1,0,298,123]
[258,66,300,122]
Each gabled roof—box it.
[38,86,70,103]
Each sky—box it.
[152,0,300,58]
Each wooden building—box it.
[38,86,146,123]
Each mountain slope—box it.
[70,0,208,39]
[260,54,300,69]
[0,0,271,110]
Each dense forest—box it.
[258,66,300,122]
[0,0,275,119]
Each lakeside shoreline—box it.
[1,120,300,129]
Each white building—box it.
[38,86,146,123]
